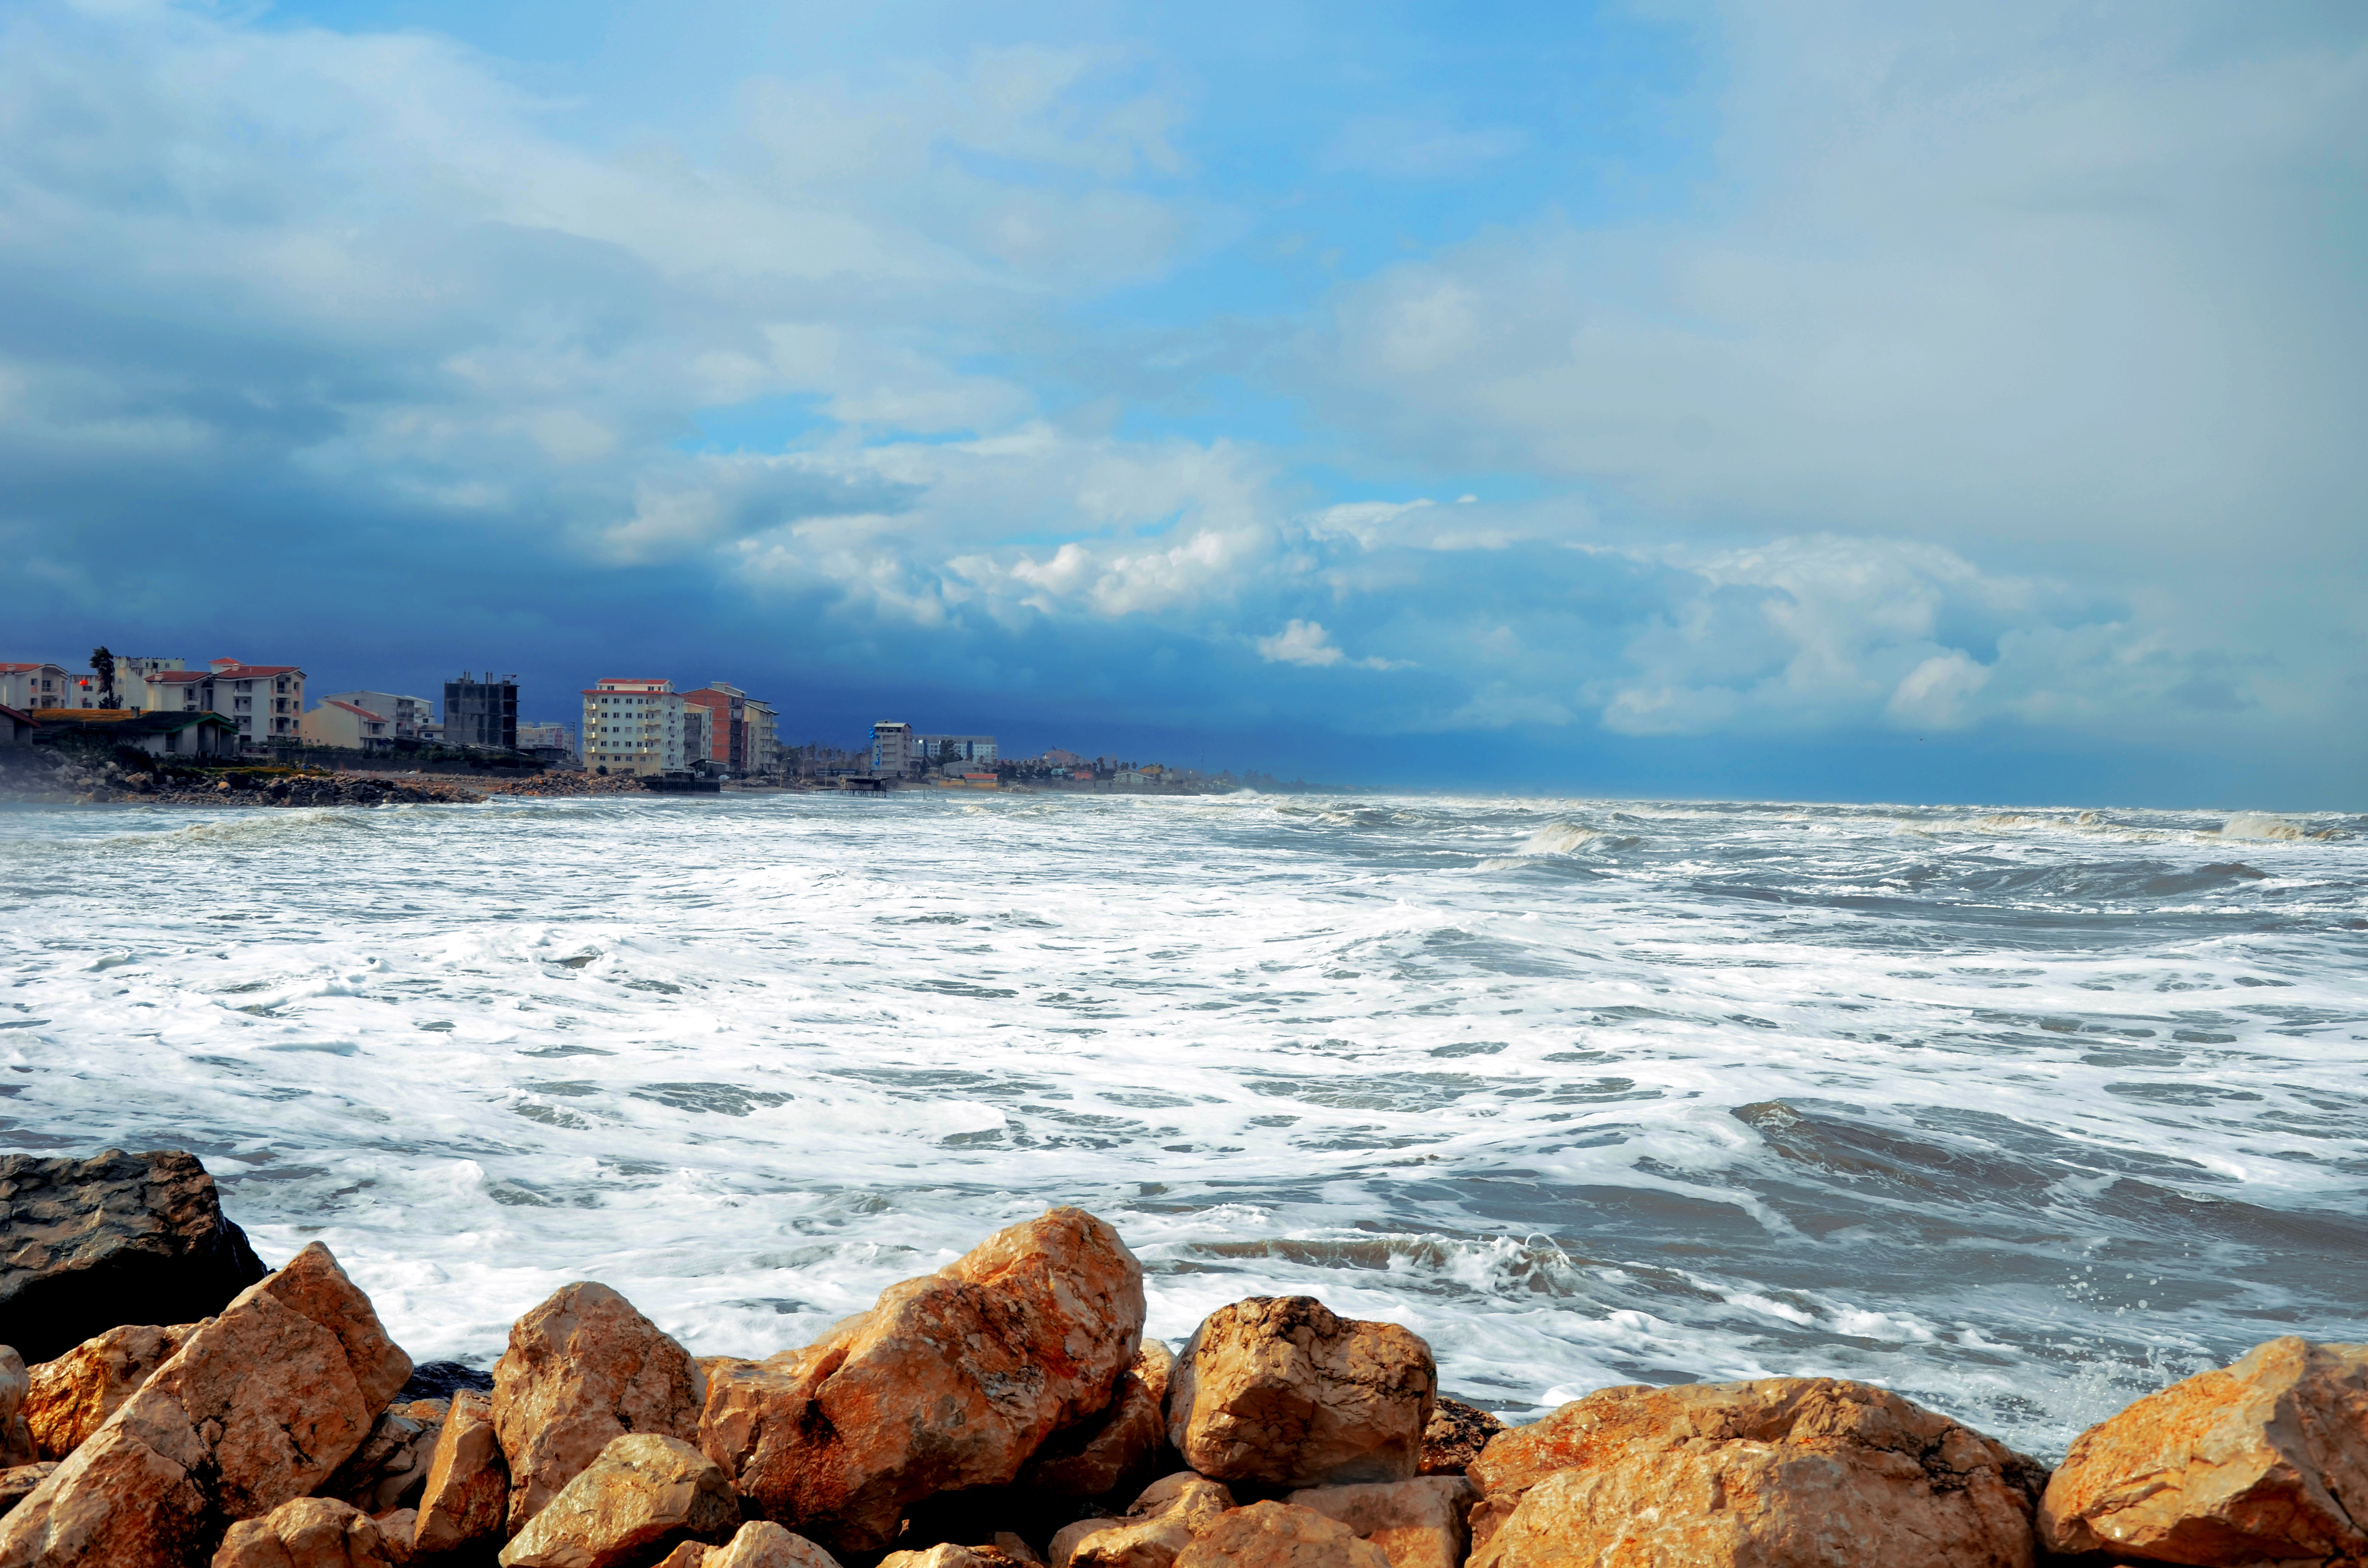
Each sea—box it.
[1,789,2361,1460]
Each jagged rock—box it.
[325,1398,448,1515]
[1283,1477,1475,1568]
[210,1496,395,1568]
[416,1387,507,1557]
[496,1433,739,1568]
[0,1150,267,1364]
[991,1534,1045,1567]
[1465,1378,2044,1568]
[0,1241,411,1567]
[1170,1503,1389,1568]
[0,1467,53,1519]
[880,1547,1027,1568]
[0,1352,30,1469]
[1166,1298,1435,1490]
[493,1282,703,1535]
[1024,1340,1175,1497]
[1051,1473,1234,1568]
[662,1522,846,1568]
[699,1207,1146,1553]
[397,1361,495,1400]
[2040,1336,2368,1565]
[1417,1399,1502,1477]
[23,1322,201,1460]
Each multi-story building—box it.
[191,657,306,745]
[918,734,997,769]
[319,690,435,740]
[0,664,72,710]
[300,699,394,750]
[444,673,518,751]
[684,684,747,773]
[870,721,914,777]
[742,697,779,776]
[515,721,576,758]
[580,678,695,775]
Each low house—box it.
[33,710,238,758]
[300,699,393,751]
[0,705,37,746]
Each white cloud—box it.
[1257,619,1344,666]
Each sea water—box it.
[1,790,2361,1459]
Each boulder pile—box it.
[0,1183,2360,1568]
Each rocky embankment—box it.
[0,1150,2360,1568]
[0,749,479,807]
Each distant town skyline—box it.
[2,2,2359,807]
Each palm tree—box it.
[88,647,116,709]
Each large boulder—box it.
[496,1433,739,1568]
[1170,1503,1389,1568]
[210,1497,396,1568]
[692,1523,845,1568]
[1283,1477,1474,1568]
[1051,1473,1234,1568]
[416,1387,508,1557]
[1022,1340,1174,1497]
[23,1322,201,1460]
[0,1241,411,1568]
[2040,1336,2368,1565]
[1165,1299,1434,1490]
[493,1283,703,1535]
[0,1468,52,1520]
[699,1207,1145,1553]
[0,1353,30,1469]
[1465,1378,2043,1568]
[0,1151,267,1364]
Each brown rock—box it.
[210,1496,395,1568]
[879,1547,1015,1568]
[0,1240,411,1567]
[1053,1474,1235,1568]
[2040,1335,2368,1565]
[1024,1341,1174,1497]
[1466,1378,2043,1568]
[326,1399,448,1515]
[699,1207,1146,1553]
[494,1283,703,1535]
[0,1467,54,1519]
[991,1533,1045,1567]
[1416,1399,1501,1478]
[654,1547,712,1568]
[497,1433,739,1568]
[1171,1503,1389,1568]
[0,1352,30,1469]
[1283,1478,1474,1568]
[708,1522,845,1568]
[1166,1299,1434,1490]
[415,1388,508,1557]
[23,1323,201,1460]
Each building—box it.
[198,658,306,745]
[580,678,696,775]
[918,734,997,769]
[0,664,70,711]
[515,721,576,757]
[870,721,915,777]
[0,705,37,746]
[742,697,779,776]
[683,684,747,773]
[318,690,435,741]
[300,699,394,750]
[444,673,518,751]
[31,710,237,757]
[1041,748,1086,768]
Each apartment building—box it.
[918,734,998,768]
[444,673,518,750]
[742,697,778,775]
[516,721,576,758]
[199,658,305,744]
[581,678,694,775]
[683,684,746,772]
[870,720,915,776]
[0,664,71,711]
[299,699,393,749]
[319,690,435,740]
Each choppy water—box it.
[2,790,2363,1458]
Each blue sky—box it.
[3,0,2363,802]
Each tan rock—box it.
[1171,1503,1389,1568]
[1417,1399,1502,1477]
[654,1547,712,1568]
[0,1467,54,1519]
[22,1323,201,1461]
[1054,1473,1234,1568]
[327,1398,448,1515]
[497,1433,739,1568]
[2040,1335,2368,1565]
[707,1521,844,1568]
[1465,1378,2043,1568]
[1284,1477,1475,1568]
[0,1240,412,1567]
[415,1388,507,1557]
[879,1547,1009,1568]
[211,1496,395,1568]
[494,1283,703,1535]
[1166,1299,1434,1490]
[700,1207,1145,1553]
[991,1532,1046,1567]
[0,1351,31,1470]
[1024,1340,1174,1497]
[372,1509,414,1563]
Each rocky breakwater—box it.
[0,1164,2363,1568]
[0,747,481,807]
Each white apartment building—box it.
[581,678,694,775]
[318,690,435,740]
[870,721,914,776]
[516,721,577,757]
[202,658,305,744]
[0,664,71,710]
[918,734,997,768]
[743,697,779,774]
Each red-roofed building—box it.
[0,704,38,746]
[0,663,71,712]
[299,698,393,750]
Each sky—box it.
[1,0,2362,803]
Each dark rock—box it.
[1419,1398,1505,1476]
[402,1360,496,1399]
[0,1149,268,1364]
